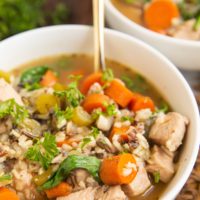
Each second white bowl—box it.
[105,0,200,70]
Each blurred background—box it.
[0,0,92,40]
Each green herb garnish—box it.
[20,66,49,90]
[106,103,117,116]
[54,106,73,124]
[81,127,100,149]
[153,171,160,184]
[91,109,103,120]
[156,102,169,113]
[54,80,84,107]
[25,132,59,170]
[81,137,92,149]
[40,155,101,190]
[90,127,100,138]
[102,68,114,82]
[0,99,28,124]
[0,174,12,182]
[121,116,134,123]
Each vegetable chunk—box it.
[0,187,19,200]
[100,153,137,185]
[105,80,133,107]
[144,0,180,31]
[82,94,109,113]
[45,182,72,199]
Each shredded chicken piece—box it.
[0,78,24,105]
[149,112,188,152]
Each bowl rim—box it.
[0,25,199,199]
[105,0,200,47]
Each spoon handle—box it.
[93,0,106,72]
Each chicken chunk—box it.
[57,186,126,200]
[95,186,126,200]
[168,19,200,41]
[0,118,12,134]
[122,158,151,197]
[57,187,96,200]
[96,115,113,131]
[146,145,175,183]
[149,112,188,152]
[0,79,23,105]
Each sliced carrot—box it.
[80,72,103,94]
[40,70,58,87]
[0,187,19,200]
[131,96,155,112]
[109,126,130,142]
[100,153,137,185]
[144,0,179,31]
[82,93,109,113]
[105,79,133,108]
[45,182,72,199]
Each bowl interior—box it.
[0,25,199,200]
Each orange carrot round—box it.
[131,96,155,112]
[109,126,130,142]
[45,182,72,199]
[100,154,137,185]
[0,187,19,200]
[144,0,179,31]
[81,72,103,94]
[105,79,133,108]
[82,93,109,113]
[40,70,57,87]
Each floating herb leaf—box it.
[25,132,59,169]
[40,155,101,190]
[0,99,28,124]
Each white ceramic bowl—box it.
[0,25,199,199]
[105,0,200,70]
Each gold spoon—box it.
[93,0,106,72]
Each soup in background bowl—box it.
[105,0,200,70]
[0,25,199,200]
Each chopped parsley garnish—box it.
[153,171,160,184]
[121,116,134,123]
[81,127,100,149]
[0,99,28,124]
[81,137,92,149]
[25,132,59,169]
[102,68,114,82]
[156,102,169,113]
[90,127,100,138]
[54,80,84,107]
[0,174,12,182]
[106,103,117,116]
[54,106,73,124]
[91,109,103,120]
